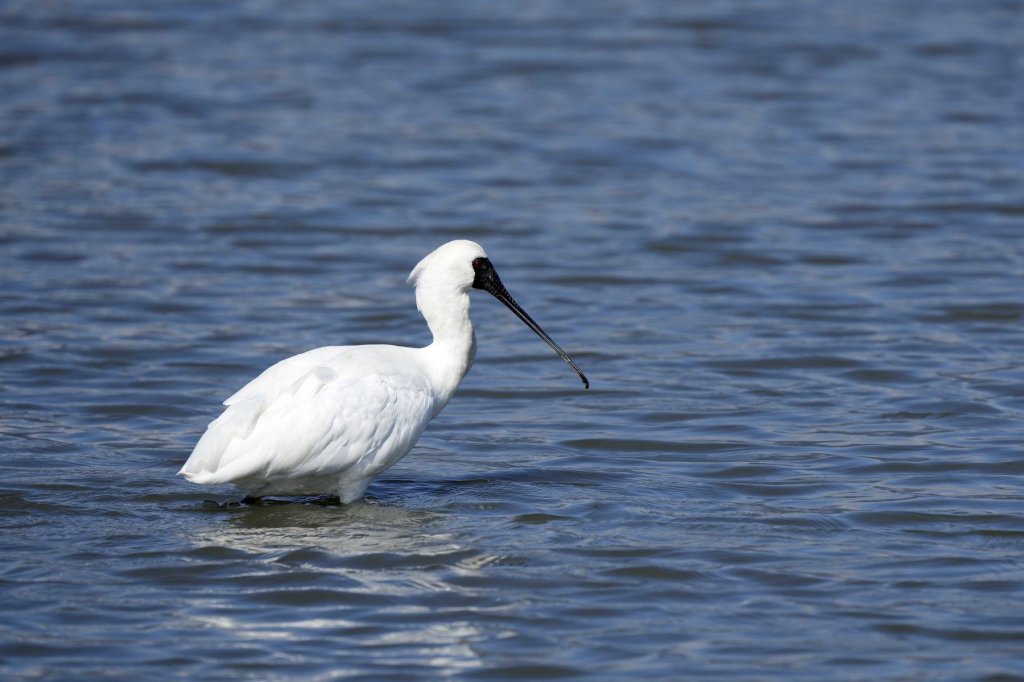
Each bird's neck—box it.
[417,286,477,400]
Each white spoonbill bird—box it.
[178,240,588,503]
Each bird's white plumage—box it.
[179,240,488,503]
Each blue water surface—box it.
[1,1,1023,679]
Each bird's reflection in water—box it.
[195,494,451,555]
[181,494,495,675]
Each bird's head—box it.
[408,239,488,294]
[408,240,589,389]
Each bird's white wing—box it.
[179,346,437,488]
[223,346,346,407]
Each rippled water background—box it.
[2,1,1023,679]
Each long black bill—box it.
[472,257,589,389]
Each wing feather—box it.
[179,345,437,492]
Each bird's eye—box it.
[472,257,489,271]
